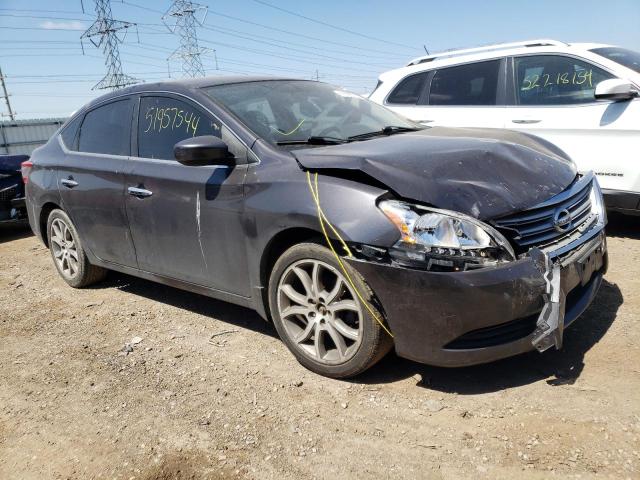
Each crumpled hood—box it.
[293,127,577,220]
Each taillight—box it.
[21,160,33,184]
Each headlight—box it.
[379,200,515,271]
[589,177,607,226]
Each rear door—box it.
[124,94,250,294]
[505,54,640,193]
[385,59,506,128]
[57,97,138,267]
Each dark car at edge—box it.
[24,77,607,378]
[0,154,29,224]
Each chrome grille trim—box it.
[492,173,594,253]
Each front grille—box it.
[492,175,593,254]
[444,313,540,350]
[0,184,19,203]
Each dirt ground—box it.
[0,214,638,480]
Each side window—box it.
[78,99,132,156]
[221,125,249,164]
[387,72,428,104]
[60,114,82,151]
[429,60,501,106]
[137,96,222,161]
[514,55,615,106]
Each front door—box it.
[124,94,250,295]
[505,54,640,193]
[57,98,138,267]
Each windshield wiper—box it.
[348,125,423,141]
[276,136,347,146]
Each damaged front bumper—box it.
[346,229,607,367]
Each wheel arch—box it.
[39,202,62,247]
[258,227,324,320]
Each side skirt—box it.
[91,257,257,312]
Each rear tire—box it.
[268,242,393,378]
[47,209,107,288]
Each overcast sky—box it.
[1,0,639,119]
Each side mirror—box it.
[594,79,639,101]
[174,135,235,166]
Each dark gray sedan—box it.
[24,77,607,378]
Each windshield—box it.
[591,47,640,74]
[203,80,419,145]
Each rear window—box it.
[429,60,501,106]
[60,115,82,151]
[78,99,132,156]
[387,72,428,104]
[591,47,640,74]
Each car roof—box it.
[81,75,301,111]
[379,40,628,82]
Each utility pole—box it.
[0,67,15,121]
[163,0,210,77]
[80,0,138,90]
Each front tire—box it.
[268,242,393,378]
[47,209,107,288]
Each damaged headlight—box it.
[589,177,607,227]
[379,200,515,271]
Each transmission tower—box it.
[163,0,210,77]
[80,0,139,90]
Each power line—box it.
[120,0,406,58]
[199,22,403,62]
[194,36,383,74]
[199,24,391,67]
[0,26,85,31]
[0,7,85,15]
[80,0,139,90]
[250,0,417,51]
[0,13,90,21]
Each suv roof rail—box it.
[406,39,569,66]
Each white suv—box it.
[370,39,640,215]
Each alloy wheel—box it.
[277,259,363,365]
[50,218,79,279]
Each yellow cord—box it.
[272,119,305,136]
[306,171,394,338]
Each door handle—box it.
[512,119,541,124]
[128,186,153,198]
[60,178,78,188]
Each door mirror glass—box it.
[174,135,235,166]
[594,79,639,101]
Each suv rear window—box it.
[429,60,500,106]
[387,72,428,104]
[78,99,132,156]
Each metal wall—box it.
[0,118,67,155]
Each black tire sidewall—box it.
[268,242,390,378]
